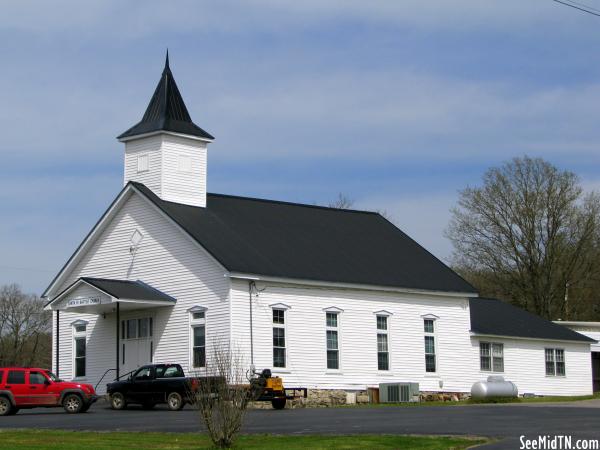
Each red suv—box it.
[0,367,97,415]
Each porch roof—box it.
[45,277,176,312]
[80,277,175,302]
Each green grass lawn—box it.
[468,393,600,404]
[343,392,600,408]
[0,430,489,449]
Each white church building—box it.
[43,56,596,399]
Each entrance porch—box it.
[45,277,176,392]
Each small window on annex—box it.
[545,348,565,376]
[480,342,504,372]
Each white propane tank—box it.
[470,376,518,399]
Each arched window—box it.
[71,320,88,378]
[323,307,343,370]
[422,314,439,373]
[270,303,290,369]
[188,306,207,368]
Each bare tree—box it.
[446,156,600,320]
[0,284,51,367]
[328,194,394,222]
[328,193,355,209]
[374,208,393,221]
[189,340,255,448]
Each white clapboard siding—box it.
[124,134,163,194]
[229,279,592,395]
[469,337,592,396]
[51,192,229,393]
[230,278,475,392]
[161,134,208,207]
[124,133,208,207]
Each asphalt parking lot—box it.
[0,400,598,449]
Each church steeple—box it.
[119,54,213,208]
[117,52,214,141]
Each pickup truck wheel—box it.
[0,397,13,416]
[63,394,83,414]
[110,392,127,410]
[167,392,184,411]
[271,398,286,410]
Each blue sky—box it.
[2,0,600,295]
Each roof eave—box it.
[117,129,214,143]
[469,331,597,345]
[228,272,479,298]
[115,298,175,305]
[554,320,600,328]
[45,277,177,310]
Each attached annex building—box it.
[43,57,596,399]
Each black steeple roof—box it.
[117,52,214,141]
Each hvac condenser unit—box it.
[379,382,420,403]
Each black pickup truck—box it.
[107,363,199,411]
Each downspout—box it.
[55,310,60,377]
[116,303,120,380]
[248,281,255,368]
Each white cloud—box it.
[205,69,600,164]
[0,0,586,36]
[5,54,600,170]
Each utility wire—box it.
[551,0,600,17]
[567,0,600,12]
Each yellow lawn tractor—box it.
[248,368,288,409]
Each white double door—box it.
[121,316,153,377]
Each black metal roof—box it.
[117,53,214,141]
[130,182,476,293]
[81,277,176,302]
[469,298,595,343]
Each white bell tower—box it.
[117,52,214,208]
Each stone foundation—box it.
[247,389,470,409]
[306,389,370,407]
[419,391,470,402]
